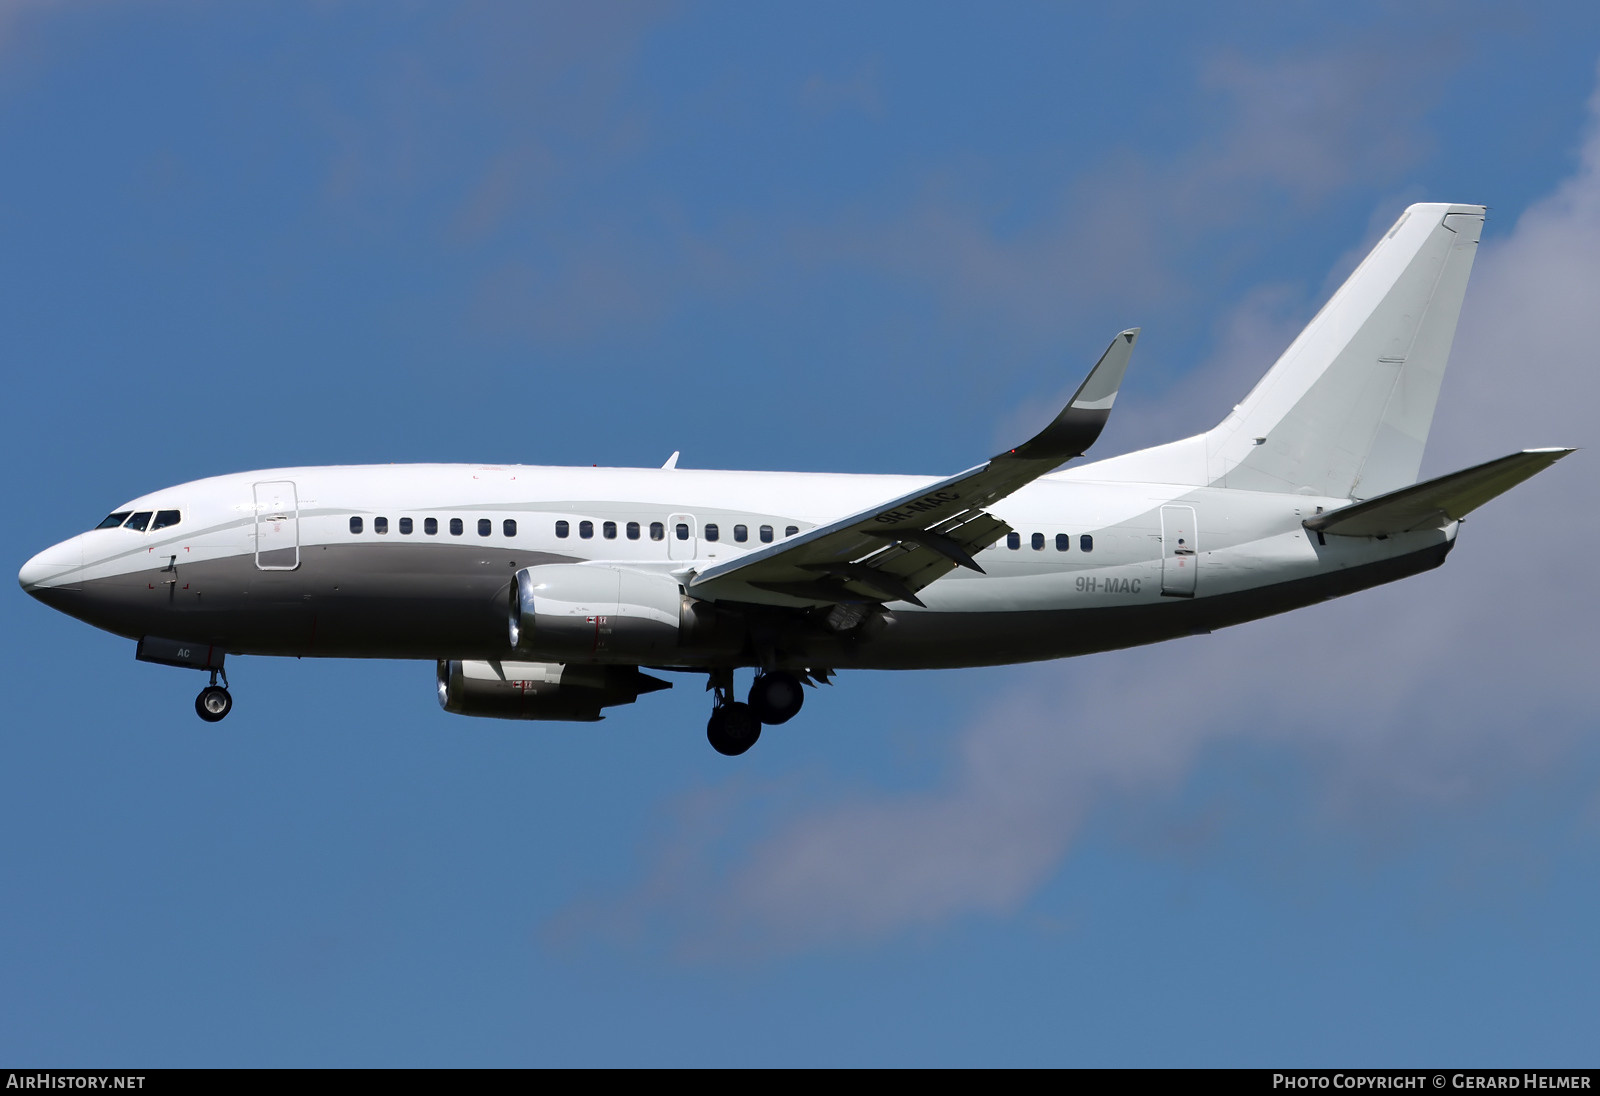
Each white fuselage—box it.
[18,461,1454,671]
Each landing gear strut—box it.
[195,666,232,723]
[705,668,760,756]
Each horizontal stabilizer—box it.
[1305,448,1575,537]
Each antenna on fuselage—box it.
[662,451,680,470]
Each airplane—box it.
[18,202,1574,755]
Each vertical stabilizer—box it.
[1206,203,1484,499]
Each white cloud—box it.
[461,34,1458,348]
[804,38,1457,344]
[798,62,883,118]
[0,0,67,55]
[1430,70,1600,468]
[1193,46,1443,201]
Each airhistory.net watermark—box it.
[6,1076,145,1090]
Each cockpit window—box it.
[96,511,132,530]
[151,510,181,531]
[124,511,153,532]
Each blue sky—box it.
[4,1,1599,1066]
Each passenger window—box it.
[399,517,413,535]
[1031,532,1044,550]
[704,523,720,542]
[1080,534,1093,552]
[602,521,616,539]
[676,523,689,541]
[450,518,463,536]
[151,510,181,531]
[424,517,438,535]
[580,521,594,539]
[96,511,132,530]
[734,524,748,543]
[651,522,665,541]
[124,511,152,532]
[504,519,517,537]
[350,516,363,534]
[627,521,640,540]
[785,526,799,537]
[556,520,569,538]
[1006,532,1020,550]
[760,525,773,543]
[375,516,389,535]
[1056,533,1069,551]
[478,518,491,537]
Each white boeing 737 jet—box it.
[19,203,1573,754]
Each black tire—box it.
[706,702,761,756]
[195,686,232,723]
[748,671,804,725]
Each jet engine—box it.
[508,564,734,661]
[436,659,671,722]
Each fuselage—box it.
[18,461,1454,671]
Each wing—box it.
[688,329,1140,608]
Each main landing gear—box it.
[706,699,760,756]
[705,669,808,756]
[195,667,232,723]
[748,670,804,725]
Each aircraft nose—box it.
[19,539,82,594]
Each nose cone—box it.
[19,538,84,596]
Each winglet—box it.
[1005,328,1139,464]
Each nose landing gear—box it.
[195,667,232,723]
[132,638,233,724]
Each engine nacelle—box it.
[509,564,700,661]
[436,659,671,722]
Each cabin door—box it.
[253,480,300,571]
[667,513,697,561]
[1160,504,1197,598]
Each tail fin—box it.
[1207,203,1486,498]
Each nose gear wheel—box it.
[195,685,232,723]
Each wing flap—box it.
[1305,448,1575,537]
